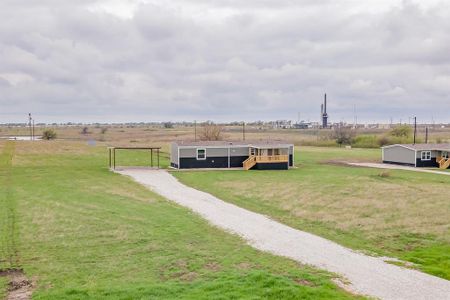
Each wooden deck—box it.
[243,155,289,170]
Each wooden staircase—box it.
[243,155,257,170]
[437,156,450,169]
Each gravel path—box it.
[349,162,450,176]
[117,169,450,300]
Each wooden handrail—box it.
[437,156,450,169]
[243,155,257,170]
[255,155,289,163]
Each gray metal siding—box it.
[179,146,249,158]
[230,147,249,156]
[170,143,178,165]
[179,148,197,158]
[383,146,416,165]
[206,147,229,157]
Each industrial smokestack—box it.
[322,93,328,128]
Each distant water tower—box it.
[321,94,328,128]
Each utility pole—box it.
[194,120,197,141]
[242,122,246,141]
[425,127,428,144]
[28,113,32,140]
[413,116,417,145]
[32,118,35,140]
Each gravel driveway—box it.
[349,162,450,176]
[117,169,450,300]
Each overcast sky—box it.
[1,0,450,124]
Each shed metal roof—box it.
[382,143,450,151]
[173,140,293,148]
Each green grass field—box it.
[0,140,360,299]
[174,147,450,280]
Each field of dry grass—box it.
[2,123,450,148]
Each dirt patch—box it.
[203,262,221,272]
[321,160,363,167]
[293,278,315,286]
[0,269,33,300]
[235,262,252,270]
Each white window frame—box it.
[196,148,206,160]
[421,151,431,161]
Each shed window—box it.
[421,151,431,161]
[196,148,206,160]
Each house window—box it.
[196,148,206,160]
[421,151,431,161]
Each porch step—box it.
[438,157,450,169]
[243,155,257,170]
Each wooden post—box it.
[151,149,153,167]
[113,148,116,169]
[157,149,160,169]
[108,148,111,169]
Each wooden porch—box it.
[242,146,290,170]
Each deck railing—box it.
[255,155,289,163]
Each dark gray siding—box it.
[254,162,289,170]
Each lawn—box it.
[0,140,360,299]
[173,146,450,280]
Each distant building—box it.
[293,122,312,129]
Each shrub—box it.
[100,127,108,134]
[42,129,57,140]
[377,136,391,147]
[352,135,379,148]
[331,127,355,147]
[379,171,391,178]
[163,122,174,129]
[81,127,89,135]
[390,125,412,138]
[200,124,223,141]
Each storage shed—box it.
[170,141,294,170]
[381,144,450,169]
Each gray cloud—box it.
[1,0,449,123]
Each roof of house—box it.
[173,140,293,148]
[382,143,450,151]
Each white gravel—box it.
[349,162,450,176]
[117,169,450,300]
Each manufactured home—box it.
[170,141,294,170]
[381,144,450,169]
